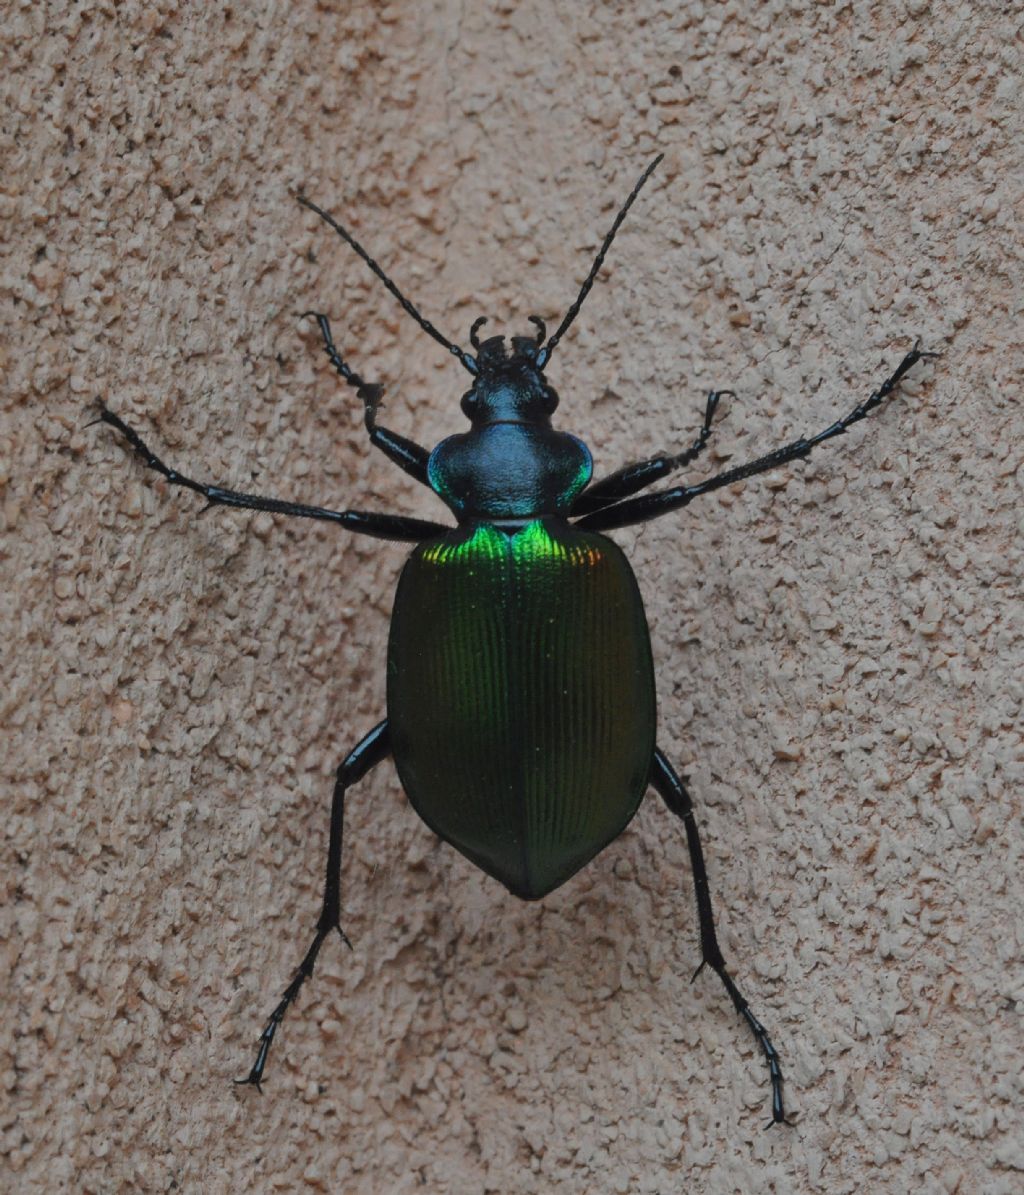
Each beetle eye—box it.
[541,386,559,414]
[460,390,479,418]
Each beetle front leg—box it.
[570,388,726,517]
[305,312,432,487]
[651,748,788,1126]
[94,403,448,543]
[236,721,390,1090]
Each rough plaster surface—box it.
[3,2,1022,1192]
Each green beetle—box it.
[97,155,935,1123]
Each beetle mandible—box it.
[96,154,936,1124]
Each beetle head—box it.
[459,319,559,426]
[302,156,662,421]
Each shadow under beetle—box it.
[96,154,937,1124]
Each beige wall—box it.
[4,2,1021,1192]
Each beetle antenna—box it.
[298,195,478,375]
[528,315,546,345]
[537,154,663,369]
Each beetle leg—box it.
[570,389,727,517]
[236,721,391,1090]
[651,748,788,1126]
[94,402,449,542]
[304,310,433,487]
[576,342,939,532]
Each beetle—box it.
[95,154,936,1124]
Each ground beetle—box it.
[96,155,936,1124]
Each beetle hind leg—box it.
[235,720,390,1090]
[651,748,789,1126]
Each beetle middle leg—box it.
[94,402,448,542]
[650,748,787,1126]
[305,310,433,487]
[570,389,727,517]
[576,342,938,533]
[236,720,390,1090]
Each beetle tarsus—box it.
[239,936,325,1088]
[305,311,433,486]
[304,310,385,429]
[665,388,729,470]
[235,1021,277,1090]
[84,402,110,430]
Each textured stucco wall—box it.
[3,2,1022,1192]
